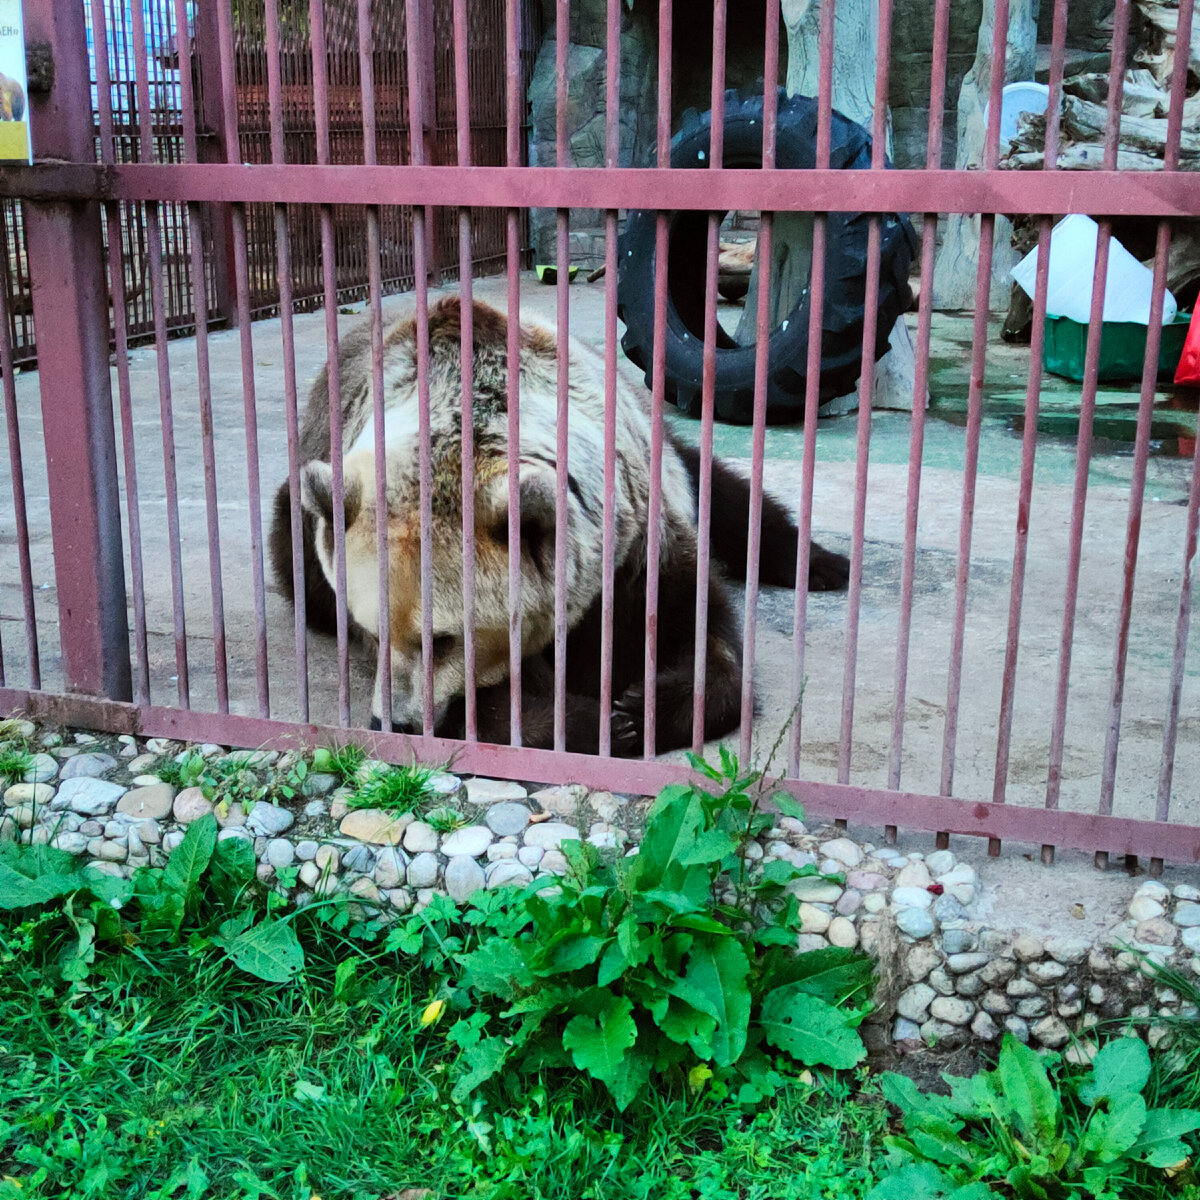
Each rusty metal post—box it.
[23,0,131,701]
[192,0,236,324]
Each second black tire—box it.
[618,87,917,424]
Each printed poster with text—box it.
[0,0,30,163]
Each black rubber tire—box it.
[618,87,917,424]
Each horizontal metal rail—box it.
[3,684,1198,866]
[2,163,1199,217]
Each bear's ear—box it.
[481,466,556,568]
[300,460,363,528]
[300,462,334,522]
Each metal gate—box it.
[3,0,1200,871]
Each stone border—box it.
[2,724,1192,1052]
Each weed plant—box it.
[0,741,33,786]
[347,758,443,812]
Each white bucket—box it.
[1010,214,1178,326]
[984,80,1050,147]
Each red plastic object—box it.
[1175,307,1200,387]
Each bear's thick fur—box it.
[269,296,849,754]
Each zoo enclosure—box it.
[2,0,1200,870]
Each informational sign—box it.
[0,0,30,164]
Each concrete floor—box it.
[2,272,1199,847]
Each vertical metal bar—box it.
[265,0,309,721]
[691,0,727,755]
[404,0,436,734]
[130,0,191,707]
[938,0,1011,812]
[216,0,270,718]
[837,0,894,787]
[505,0,523,747]
[990,0,1069,855]
[1099,224,1171,869]
[886,0,952,834]
[0,242,38,689]
[360,0,390,731]
[737,0,780,764]
[599,0,622,756]
[192,0,236,326]
[308,0,349,726]
[643,0,674,759]
[452,0,478,741]
[789,0,834,779]
[88,0,149,705]
[1110,0,1192,877]
[23,0,131,702]
[1153,0,1197,859]
[1042,0,1132,865]
[552,0,570,753]
[170,3,224,710]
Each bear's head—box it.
[298,297,611,733]
[301,447,575,732]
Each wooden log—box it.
[1063,68,1170,117]
[932,0,1039,310]
[1136,0,1200,83]
[1000,144,1177,170]
[1062,94,1200,159]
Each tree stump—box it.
[932,0,1039,311]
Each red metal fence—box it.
[1,0,536,362]
[2,0,1200,871]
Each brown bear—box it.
[269,296,848,755]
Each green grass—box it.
[347,760,443,813]
[0,903,888,1200]
[313,742,368,783]
[0,741,33,786]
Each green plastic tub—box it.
[1043,311,1192,383]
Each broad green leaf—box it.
[685,754,723,782]
[678,828,738,866]
[672,913,733,935]
[759,987,866,1070]
[80,869,134,908]
[865,1163,990,1200]
[459,936,533,1000]
[627,785,706,900]
[674,937,751,1067]
[208,836,256,904]
[764,944,875,1005]
[882,1072,955,1120]
[138,890,186,943]
[1128,1107,1200,1167]
[771,793,805,821]
[658,995,717,1057]
[0,842,83,910]
[561,991,638,1090]
[1078,1037,1150,1106]
[758,859,810,886]
[996,1034,1060,1145]
[1081,1093,1146,1163]
[450,1036,510,1104]
[214,916,304,982]
[597,939,628,988]
[907,1116,976,1169]
[163,813,217,898]
[637,889,705,915]
[616,915,651,969]
[544,934,606,974]
[607,1047,653,1111]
